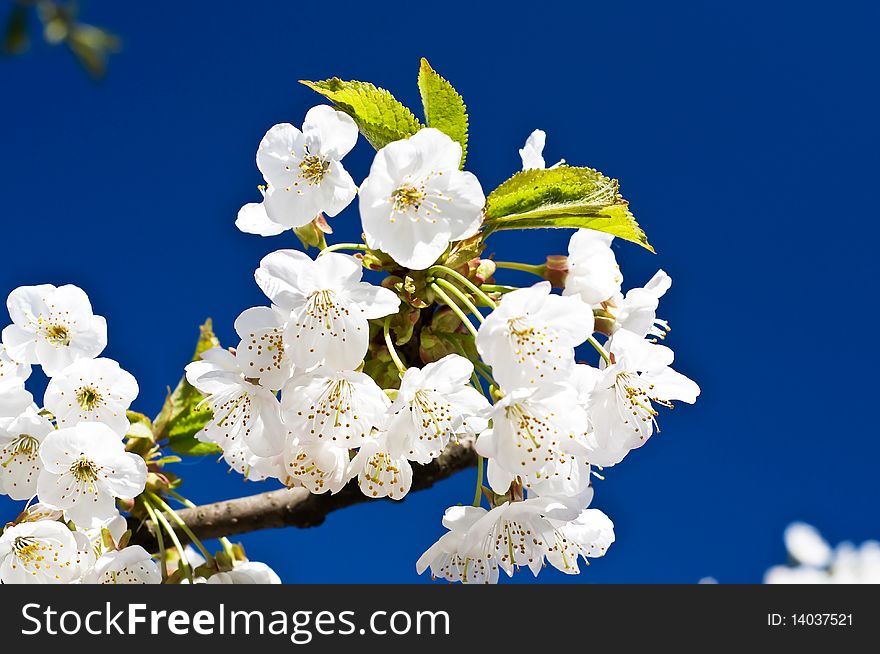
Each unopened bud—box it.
[544,255,569,288]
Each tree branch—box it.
[129,436,478,551]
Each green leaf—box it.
[300,77,422,150]
[167,433,221,457]
[154,320,221,456]
[483,166,653,252]
[417,58,468,166]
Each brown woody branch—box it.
[129,437,478,551]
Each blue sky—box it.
[1,1,876,583]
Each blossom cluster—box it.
[197,106,701,583]
[0,284,155,583]
[764,523,880,584]
[0,286,280,584]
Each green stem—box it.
[494,261,546,276]
[166,489,236,562]
[587,335,611,364]
[383,316,407,373]
[473,456,485,507]
[430,283,479,339]
[428,266,497,309]
[147,499,192,582]
[473,361,496,387]
[433,277,484,323]
[147,492,211,562]
[141,500,168,579]
[480,284,518,294]
[319,242,367,255]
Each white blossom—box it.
[584,330,699,466]
[255,250,399,370]
[784,522,833,568]
[83,545,161,584]
[518,129,564,170]
[0,344,32,418]
[238,105,358,234]
[607,269,671,340]
[0,407,53,500]
[37,421,147,526]
[543,508,615,575]
[283,437,350,495]
[476,383,590,493]
[43,357,139,436]
[519,129,547,170]
[185,347,285,461]
[476,282,594,389]
[563,229,622,306]
[765,523,880,584]
[359,128,485,270]
[234,305,293,390]
[348,429,413,500]
[388,354,490,464]
[416,505,499,584]
[207,560,282,584]
[281,367,389,448]
[0,520,85,584]
[2,284,107,376]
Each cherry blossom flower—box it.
[584,330,699,466]
[476,382,590,493]
[2,284,107,376]
[518,129,564,171]
[238,105,359,234]
[416,505,499,584]
[0,407,53,500]
[460,499,556,577]
[75,512,128,561]
[519,129,547,170]
[348,429,413,500]
[283,437,350,494]
[543,508,615,575]
[765,523,880,584]
[359,128,485,270]
[255,250,399,370]
[207,560,282,584]
[234,306,293,390]
[606,270,671,340]
[37,421,147,526]
[43,357,139,436]
[185,347,285,460]
[563,230,622,306]
[476,282,594,389]
[0,344,32,418]
[0,520,85,584]
[387,354,490,464]
[82,545,161,584]
[281,367,389,448]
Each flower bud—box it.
[543,255,569,288]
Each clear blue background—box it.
[2,1,876,583]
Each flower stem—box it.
[428,266,497,309]
[146,499,192,582]
[494,261,546,276]
[433,277,484,323]
[430,283,479,339]
[319,242,367,255]
[473,455,485,507]
[141,500,168,579]
[147,492,212,562]
[587,335,611,364]
[473,361,496,387]
[383,316,407,374]
[480,284,518,294]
